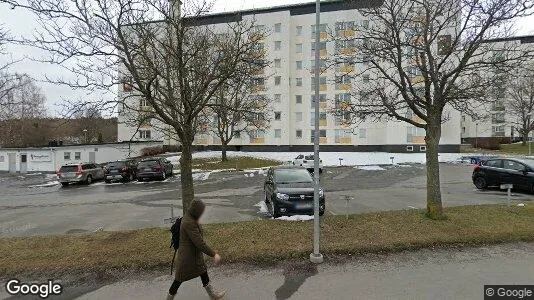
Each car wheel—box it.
[61,182,69,187]
[86,175,93,185]
[473,176,487,189]
[271,201,281,218]
[105,180,111,184]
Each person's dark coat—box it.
[174,199,215,282]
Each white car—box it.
[293,154,323,173]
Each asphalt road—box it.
[2,242,530,300]
[0,163,532,237]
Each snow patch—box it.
[356,165,386,171]
[28,181,60,188]
[276,215,314,221]
[517,203,526,207]
[192,172,211,181]
[254,201,269,214]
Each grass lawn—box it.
[1,205,533,278]
[499,142,534,155]
[192,156,282,171]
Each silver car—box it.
[57,163,105,186]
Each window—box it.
[311,77,327,90]
[274,94,282,103]
[254,25,266,34]
[310,130,327,143]
[275,112,282,120]
[275,76,281,86]
[296,61,303,70]
[420,146,427,152]
[359,128,366,138]
[296,95,303,104]
[407,127,425,143]
[296,26,303,36]
[275,129,282,138]
[249,130,265,142]
[310,112,327,126]
[437,35,452,55]
[64,152,71,160]
[310,59,326,71]
[252,77,265,86]
[122,77,133,92]
[311,41,327,54]
[311,24,327,37]
[363,74,370,83]
[311,94,327,108]
[275,41,282,51]
[274,23,282,33]
[74,152,81,160]
[296,43,303,53]
[296,130,303,139]
[296,78,303,87]
[233,131,241,138]
[335,112,351,125]
[335,129,352,143]
[296,112,303,121]
[335,93,351,108]
[485,159,502,168]
[361,19,369,29]
[406,146,414,152]
[253,42,265,52]
[335,21,355,35]
[503,160,526,171]
[139,99,149,107]
[274,59,281,68]
[335,39,355,53]
[492,113,505,123]
[139,130,151,139]
[335,75,352,85]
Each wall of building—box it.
[0,141,163,173]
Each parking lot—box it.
[0,163,532,237]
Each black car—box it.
[136,158,174,182]
[472,158,534,193]
[104,160,137,183]
[264,166,325,218]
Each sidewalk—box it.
[71,243,534,300]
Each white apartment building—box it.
[117,0,461,153]
[461,35,534,144]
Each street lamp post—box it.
[83,129,88,144]
[310,0,324,264]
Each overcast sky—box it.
[0,0,533,116]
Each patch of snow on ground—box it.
[167,155,181,164]
[28,181,60,188]
[254,201,269,214]
[192,172,211,181]
[356,165,386,171]
[191,151,473,167]
[276,215,314,221]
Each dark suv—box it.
[264,166,325,218]
[104,160,137,183]
[473,158,534,193]
[136,158,174,182]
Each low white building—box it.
[0,141,163,173]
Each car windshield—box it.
[60,166,78,172]
[520,159,534,169]
[304,155,314,160]
[138,160,158,167]
[274,169,313,183]
[107,161,125,168]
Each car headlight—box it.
[276,193,290,201]
[319,189,324,197]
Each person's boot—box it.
[204,284,226,299]
[166,293,175,300]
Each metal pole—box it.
[310,0,324,264]
[530,130,532,156]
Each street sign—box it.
[500,184,513,190]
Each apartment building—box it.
[461,35,534,144]
[117,0,461,153]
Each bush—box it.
[140,146,164,157]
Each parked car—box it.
[264,166,325,218]
[136,158,174,181]
[472,158,534,193]
[57,163,105,186]
[293,154,323,173]
[104,160,137,183]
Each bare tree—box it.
[334,0,533,219]
[1,0,265,213]
[507,64,534,145]
[208,73,270,161]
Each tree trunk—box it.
[180,140,195,215]
[522,132,528,146]
[221,141,228,162]
[425,121,445,220]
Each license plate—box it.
[110,170,119,173]
[107,175,122,180]
[144,168,152,171]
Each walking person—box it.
[167,199,226,300]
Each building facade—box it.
[117,0,461,153]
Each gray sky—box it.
[0,0,533,116]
